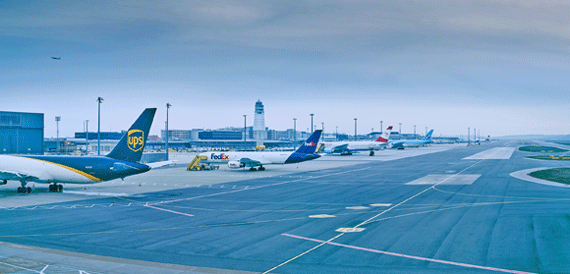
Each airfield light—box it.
[85,120,89,154]
[354,118,357,141]
[97,97,104,155]
[336,126,338,141]
[166,103,171,161]
[243,115,247,150]
[293,118,297,150]
[55,116,61,155]
[310,114,314,134]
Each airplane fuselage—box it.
[0,155,151,184]
[200,151,320,166]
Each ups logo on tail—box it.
[127,129,145,152]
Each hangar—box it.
[0,111,43,154]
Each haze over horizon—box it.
[2,1,569,138]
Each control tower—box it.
[253,100,267,144]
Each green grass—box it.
[518,146,568,153]
[527,155,570,161]
[529,168,570,185]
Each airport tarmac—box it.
[2,141,570,273]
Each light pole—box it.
[55,116,60,155]
[166,103,171,160]
[380,121,383,133]
[85,120,89,155]
[96,97,103,155]
[468,127,470,146]
[354,118,358,141]
[243,115,247,150]
[310,114,314,134]
[399,123,402,135]
[335,126,338,141]
[293,118,297,150]
[414,125,416,137]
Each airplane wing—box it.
[238,158,263,167]
[390,141,405,149]
[147,160,177,169]
[0,170,41,182]
[327,143,349,153]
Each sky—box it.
[1,0,569,138]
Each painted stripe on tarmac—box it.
[282,233,536,274]
[143,205,194,217]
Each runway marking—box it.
[143,205,194,217]
[405,174,480,185]
[462,147,515,160]
[370,203,392,207]
[0,216,309,238]
[264,145,504,273]
[345,206,369,210]
[282,233,536,274]
[335,227,365,233]
[309,214,336,218]
[148,167,372,206]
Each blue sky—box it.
[2,0,569,138]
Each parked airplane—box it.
[199,130,322,171]
[391,129,434,149]
[322,126,393,156]
[0,108,169,193]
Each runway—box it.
[2,141,570,273]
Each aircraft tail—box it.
[295,130,322,154]
[107,108,157,163]
[375,126,393,143]
[423,129,434,140]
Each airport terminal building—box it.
[0,111,44,154]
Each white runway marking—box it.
[462,147,515,160]
[405,174,481,185]
[345,206,370,210]
[335,228,365,233]
[283,234,536,274]
[370,203,392,207]
[309,214,336,218]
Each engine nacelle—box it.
[228,161,245,169]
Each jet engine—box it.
[228,161,245,169]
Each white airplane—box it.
[391,129,434,149]
[0,108,172,193]
[322,126,393,155]
[199,130,322,171]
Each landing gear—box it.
[248,166,266,171]
[17,180,32,193]
[369,151,375,156]
[1,180,6,185]
[17,187,32,193]
[49,183,63,192]
[258,166,265,171]
[249,167,257,171]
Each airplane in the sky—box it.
[199,130,322,171]
[51,57,61,60]
[322,126,393,155]
[391,129,434,149]
[0,108,170,193]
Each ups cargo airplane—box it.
[0,108,169,193]
[200,130,322,171]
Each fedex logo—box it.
[305,142,316,146]
[211,153,229,160]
